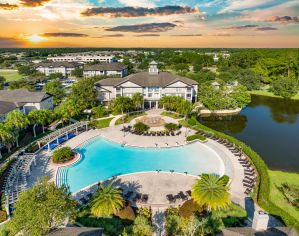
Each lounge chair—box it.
[178,191,188,200]
[186,190,191,197]
[142,194,149,203]
[166,194,175,203]
[79,197,88,205]
[243,182,254,188]
[86,193,92,199]
[244,188,252,195]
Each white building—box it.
[83,62,128,78]
[35,61,81,76]
[47,54,116,63]
[95,61,198,108]
[0,89,53,122]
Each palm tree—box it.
[132,93,144,110]
[0,123,14,157]
[28,109,52,136]
[5,110,29,147]
[192,174,231,211]
[91,184,124,218]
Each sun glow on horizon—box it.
[27,34,45,43]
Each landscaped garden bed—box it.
[52,147,75,164]
[89,117,114,129]
[186,133,207,143]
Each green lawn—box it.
[89,118,113,129]
[268,170,299,223]
[0,70,23,82]
[160,111,183,119]
[115,112,146,125]
[249,90,299,100]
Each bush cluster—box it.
[52,147,73,164]
[164,123,179,131]
[184,117,299,230]
[186,134,206,142]
[133,122,149,133]
[178,199,204,218]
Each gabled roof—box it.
[84,62,127,71]
[0,89,52,103]
[35,61,80,68]
[47,227,103,236]
[0,101,19,115]
[96,71,198,88]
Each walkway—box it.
[109,115,123,127]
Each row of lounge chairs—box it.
[197,130,256,196]
[166,190,191,203]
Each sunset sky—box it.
[0,0,299,48]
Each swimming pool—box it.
[57,137,225,193]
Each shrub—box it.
[186,134,206,142]
[92,105,107,118]
[52,147,73,163]
[0,211,7,223]
[133,122,149,133]
[164,123,179,131]
[115,205,136,221]
[137,207,152,220]
[178,199,204,218]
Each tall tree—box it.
[132,92,144,110]
[54,99,82,123]
[5,110,29,147]
[0,123,14,157]
[8,177,76,236]
[192,174,231,211]
[28,109,52,136]
[271,76,298,99]
[70,78,97,109]
[91,184,124,218]
[43,80,64,105]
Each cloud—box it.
[220,24,258,30]
[0,37,23,47]
[219,0,274,13]
[171,34,202,37]
[0,3,19,10]
[118,0,156,8]
[20,0,50,7]
[134,34,160,37]
[81,5,199,18]
[265,16,299,24]
[106,22,176,33]
[40,32,88,37]
[102,34,124,37]
[255,27,277,31]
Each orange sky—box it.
[0,0,299,48]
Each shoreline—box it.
[249,90,299,101]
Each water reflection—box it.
[250,95,299,124]
[199,115,248,134]
[198,95,299,172]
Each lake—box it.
[198,95,299,173]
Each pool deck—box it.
[28,118,247,209]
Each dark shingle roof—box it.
[0,101,18,115]
[46,227,103,236]
[84,62,127,71]
[0,89,51,103]
[220,227,297,236]
[35,61,80,68]
[96,71,198,87]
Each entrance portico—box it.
[144,100,159,109]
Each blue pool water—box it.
[58,137,224,193]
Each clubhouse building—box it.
[95,61,198,108]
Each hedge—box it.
[186,134,206,142]
[182,117,299,231]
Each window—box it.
[187,87,192,92]
[187,94,191,98]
